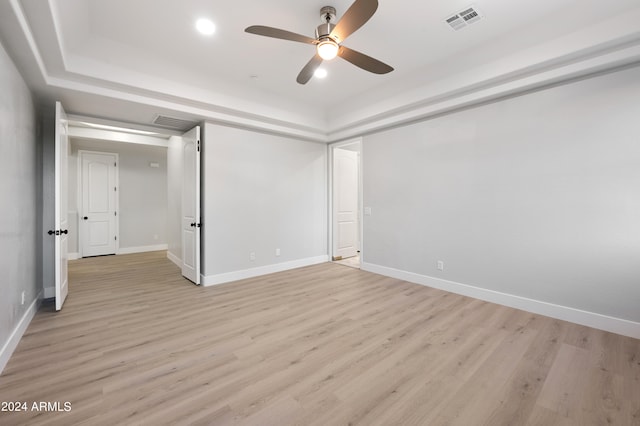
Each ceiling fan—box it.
[245,0,394,84]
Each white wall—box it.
[362,65,640,336]
[0,39,40,372]
[68,139,168,255]
[201,123,328,284]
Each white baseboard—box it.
[71,245,168,259]
[167,251,181,268]
[117,244,168,255]
[361,262,640,340]
[0,291,42,375]
[202,255,329,287]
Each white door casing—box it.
[181,126,201,284]
[333,148,359,260]
[54,102,69,311]
[80,151,118,257]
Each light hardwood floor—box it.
[334,254,360,269]
[1,251,639,425]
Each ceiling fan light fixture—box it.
[317,39,339,60]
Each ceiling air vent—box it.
[445,5,484,31]
[152,114,199,131]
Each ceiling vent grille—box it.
[152,114,199,131]
[445,5,484,31]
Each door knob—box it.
[83,216,88,220]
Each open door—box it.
[181,126,201,284]
[54,102,69,310]
[333,147,359,260]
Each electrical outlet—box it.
[437,260,444,271]
[275,248,281,256]
[250,252,256,261]
[21,291,25,305]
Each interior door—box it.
[54,102,69,311]
[181,126,201,284]
[333,148,359,260]
[80,151,118,257]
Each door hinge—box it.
[115,236,117,241]
[114,187,117,191]
[197,140,200,152]
[114,162,117,167]
[114,211,117,216]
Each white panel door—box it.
[80,152,118,257]
[54,102,69,311]
[181,126,201,284]
[333,148,359,260]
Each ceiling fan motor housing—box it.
[316,22,336,39]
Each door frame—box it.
[328,137,363,264]
[77,149,120,258]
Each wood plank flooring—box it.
[0,251,639,425]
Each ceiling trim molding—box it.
[328,39,640,142]
[50,75,330,142]
[48,0,70,71]
[6,1,640,144]
[8,0,48,79]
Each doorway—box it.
[330,138,362,269]
[78,150,119,257]
[48,107,202,310]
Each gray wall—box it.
[202,123,327,276]
[362,65,640,323]
[0,40,39,356]
[68,139,168,254]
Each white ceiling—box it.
[1,0,640,142]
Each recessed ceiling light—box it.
[196,18,215,36]
[314,68,328,79]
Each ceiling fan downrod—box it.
[317,6,337,39]
[320,6,337,23]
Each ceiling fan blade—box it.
[245,25,317,44]
[297,54,323,85]
[338,46,393,74]
[330,0,378,42]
